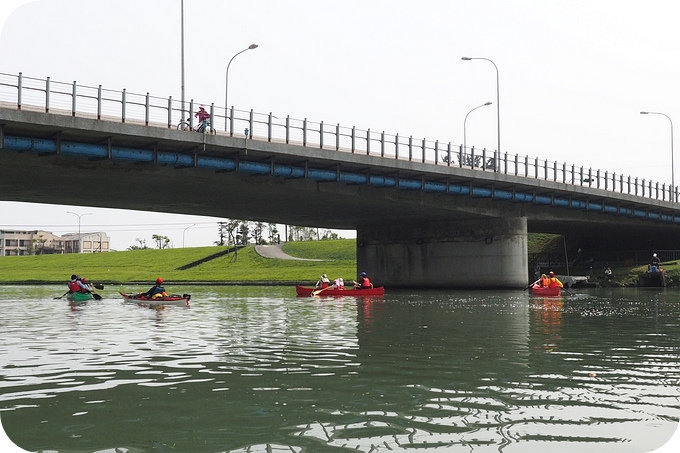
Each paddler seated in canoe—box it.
[142,277,168,299]
[332,277,345,290]
[315,274,330,289]
[68,275,92,294]
[353,271,373,290]
[539,273,550,287]
[547,271,564,289]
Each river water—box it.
[0,285,679,453]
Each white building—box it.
[0,230,110,256]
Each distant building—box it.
[0,230,110,256]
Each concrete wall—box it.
[357,217,528,288]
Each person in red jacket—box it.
[547,271,564,289]
[353,271,373,289]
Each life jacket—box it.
[540,277,550,287]
[548,277,562,288]
[360,277,372,288]
[68,280,81,292]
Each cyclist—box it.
[195,105,210,132]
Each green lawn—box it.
[0,239,358,285]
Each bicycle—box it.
[176,118,216,135]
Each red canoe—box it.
[120,292,191,306]
[530,284,561,297]
[296,285,385,297]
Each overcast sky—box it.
[1,0,679,252]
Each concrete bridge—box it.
[2,72,680,288]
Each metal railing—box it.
[0,72,676,203]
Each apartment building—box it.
[0,230,111,256]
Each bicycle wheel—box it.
[177,121,191,131]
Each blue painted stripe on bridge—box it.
[4,134,680,226]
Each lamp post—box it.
[462,57,501,155]
[180,0,186,119]
[182,223,196,248]
[464,102,492,152]
[66,211,92,253]
[641,111,675,202]
[224,44,259,131]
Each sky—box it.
[1,1,680,451]
[1,1,680,251]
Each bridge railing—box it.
[0,72,676,203]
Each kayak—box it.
[119,292,191,307]
[295,285,385,297]
[67,292,94,302]
[531,284,561,297]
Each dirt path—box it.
[254,244,322,261]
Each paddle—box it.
[523,280,539,291]
[561,287,574,296]
[311,286,331,296]
[54,290,70,300]
[91,292,103,300]
[93,283,105,290]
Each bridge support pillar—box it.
[357,217,528,289]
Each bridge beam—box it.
[357,217,528,289]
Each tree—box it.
[152,234,171,249]
[127,238,149,250]
[267,223,279,244]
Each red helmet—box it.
[156,277,164,285]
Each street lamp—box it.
[182,223,196,248]
[464,102,492,152]
[462,57,501,155]
[640,111,675,201]
[224,44,259,131]
[180,0,186,119]
[66,211,92,253]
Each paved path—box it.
[254,244,322,261]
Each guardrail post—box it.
[121,89,126,123]
[525,156,529,177]
[434,140,439,165]
[381,131,385,157]
[71,80,76,116]
[336,123,340,150]
[45,77,50,113]
[285,116,290,143]
[366,128,370,155]
[459,144,464,168]
[17,72,22,110]
[320,121,324,149]
[145,93,150,126]
[447,142,452,166]
[97,85,102,120]
[421,138,426,163]
[351,126,355,152]
[268,113,273,142]
[604,171,608,190]
[303,118,307,146]
[249,109,254,140]
[167,96,172,128]
[229,107,234,136]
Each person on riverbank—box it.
[650,253,661,272]
[143,278,168,299]
[547,271,564,289]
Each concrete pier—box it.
[357,217,528,288]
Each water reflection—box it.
[0,286,678,452]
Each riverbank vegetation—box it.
[0,235,677,286]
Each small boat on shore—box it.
[530,284,561,297]
[296,285,385,297]
[119,292,191,307]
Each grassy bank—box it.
[1,236,677,286]
[0,239,357,285]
